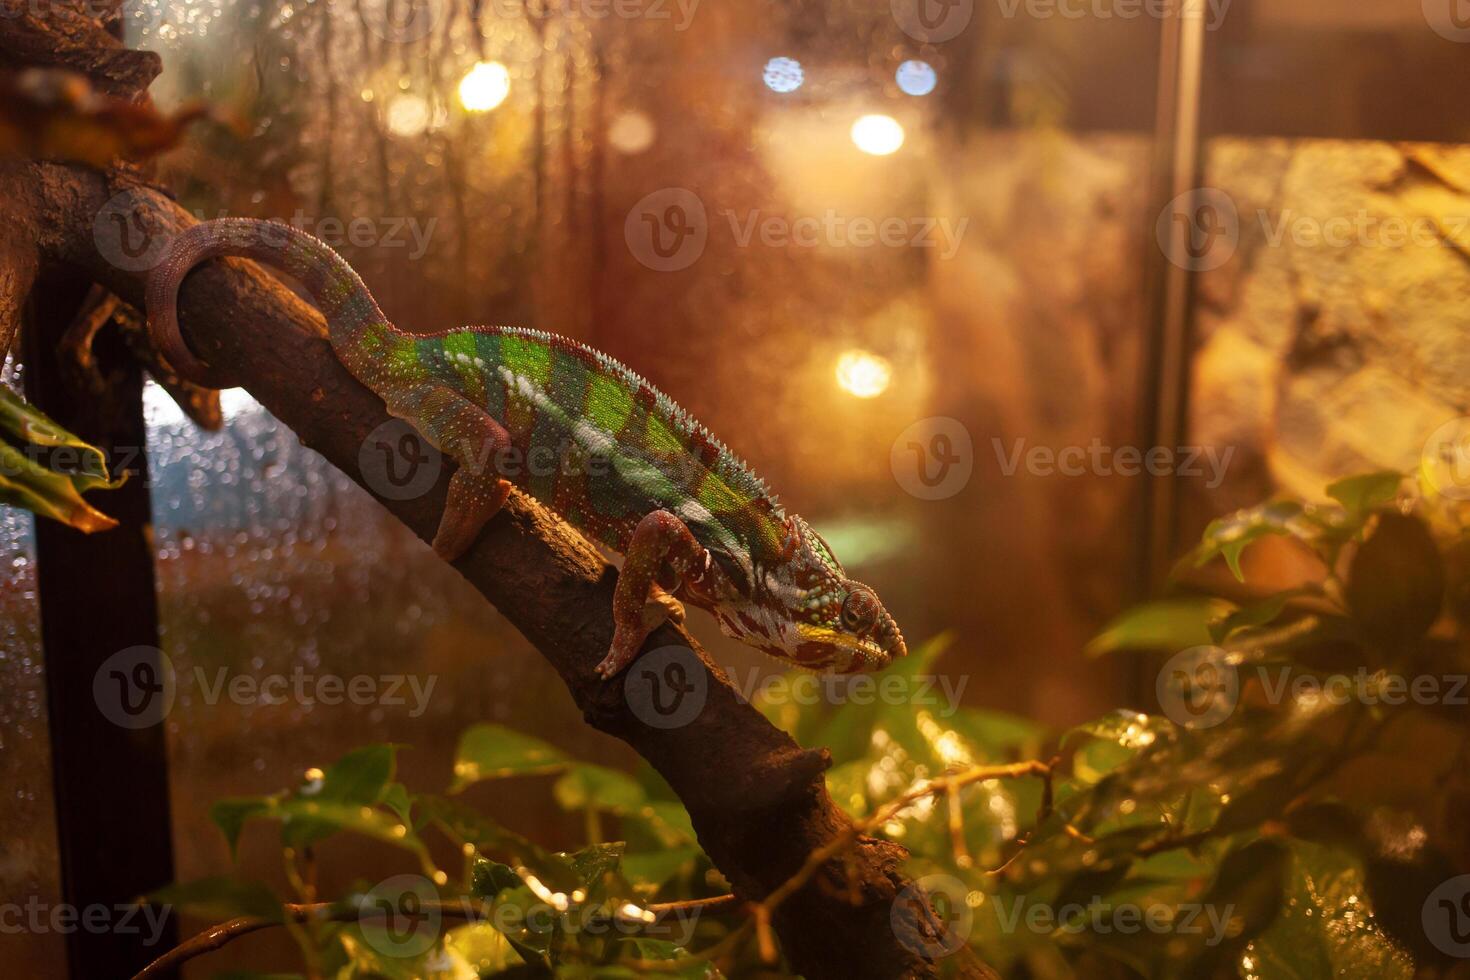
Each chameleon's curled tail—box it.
[146,218,392,386]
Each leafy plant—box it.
[141,470,1469,979]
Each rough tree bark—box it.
[0,8,990,980]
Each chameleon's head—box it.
[719,515,906,673]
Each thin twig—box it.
[132,893,735,980]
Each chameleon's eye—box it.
[839,588,879,633]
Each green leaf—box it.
[553,765,647,813]
[621,848,702,890]
[566,841,627,897]
[471,859,524,901]
[1187,500,1324,582]
[445,921,524,976]
[0,387,125,532]
[1087,598,1234,656]
[149,876,282,922]
[305,745,397,806]
[288,744,399,848]
[451,724,570,792]
[381,782,415,829]
[1326,471,1403,523]
[417,794,546,865]
[211,797,278,858]
[1208,589,1312,644]
[276,798,423,853]
[1185,838,1291,970]
[1244,841,1412,980]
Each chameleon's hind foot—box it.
[596,590,684,679]
[431,470,510,561]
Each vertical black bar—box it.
[23,267,178,979]
[1132,1,1213,696]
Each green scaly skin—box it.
[146,219,907,677]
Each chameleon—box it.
[146,218,907,678]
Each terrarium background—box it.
[3,0,1468,974]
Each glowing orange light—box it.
[459,61,510,112]
[851,114,904,156]
[835,350,892,398]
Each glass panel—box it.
[143,385,595,968]
[0,361,65,975]
[135,0,1163,731]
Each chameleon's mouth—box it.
[792,624,898,673]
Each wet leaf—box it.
[451,724,570,792]
[1087,599,1233,656]
[1327,471,1404,524]
[288,744,399,848]
[1185,500,1332,582]
[0,386,124,532]
[1244,842,1412,980]
[553,765,647,813]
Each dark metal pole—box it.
[1137,0,1211,595]
[24,267,178,979]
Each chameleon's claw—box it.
[595,629,642,679]
[597,591,684,679]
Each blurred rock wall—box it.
[1190,139,1470,521]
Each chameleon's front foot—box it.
[431,470,511,561]
[596,591,685,679]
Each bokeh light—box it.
[896,60,937,96]
[763,56,805,94]
[458,61,510,112]
[835,350,893,398]
[850,114,905,156]
[385,93,430,137]
[608,110,656,154]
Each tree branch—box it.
[5,162,980,978]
